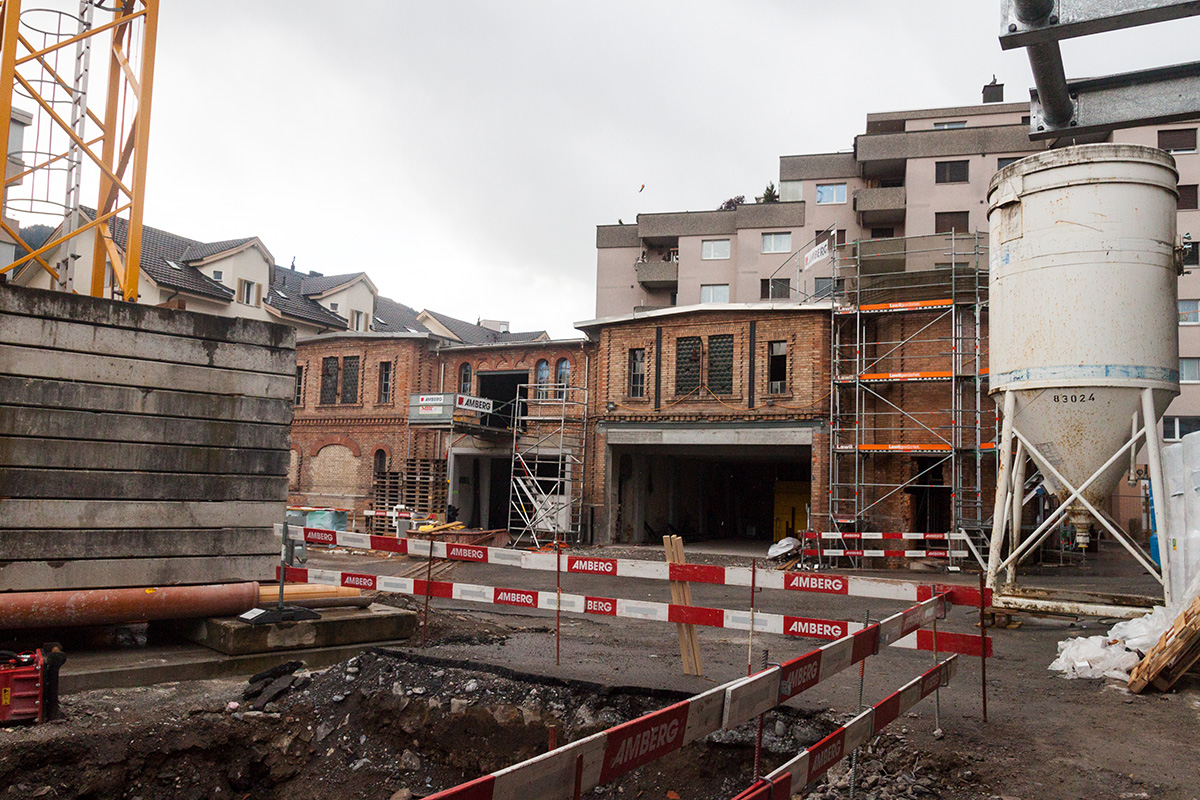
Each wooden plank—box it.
[0,344,294,400]
[1,469,288,502]
[673,535,703,675]
[0,555,278,591]
[1129,594,1200,693]
[3,313,294,375]
[663,535,693,674]
[0,406,291,450]
[0,500,284,530]
[0,528,277,560]
[0,437,289,475]
[664,534,702,676]
[0,376,293,425]
[0,284,296,349]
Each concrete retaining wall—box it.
[0,284,295,590]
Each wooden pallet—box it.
[1128,594,1200,693]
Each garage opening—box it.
[611,445,813,544]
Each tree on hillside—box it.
[718,195,745,211]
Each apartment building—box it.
[592,82,1198,556]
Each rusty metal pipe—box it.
[0,583,260,630]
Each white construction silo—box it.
[986,143,1180,605]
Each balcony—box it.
[853,186,906,226]
[635,259,678,289]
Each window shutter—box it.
[254,283,262,307]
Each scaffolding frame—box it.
[828,231,994,567]
[508,382,587,548]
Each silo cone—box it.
[987,144,1179,588]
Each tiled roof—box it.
[300,272,366,296]
[270,264,349,329]
[182,237,256,262]
[83,208,233,301]
[423,309,548,345]
[373,296,429,334]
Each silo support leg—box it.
[986,392,1017,591]
[1140,388,1173,607]
[1007,440,1027,585]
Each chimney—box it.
[982,76,1004,104]
[478,319,510,334]
[309,270,323,277]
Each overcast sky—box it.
[19,2,1200,337]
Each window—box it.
[1185,241,1199,267]
[813,277,835,299]
[320,357,339,405]
[351,310,367,331]
[997,156,1021,170]
[935,211,970,234]
[555,358,571,390]
[341,356,360,403]
[459,362,472,395]
[768,341,787,394]
[1179,185,1198,211]
[374,449,388,474]
[212,270,223,282]
[294,365,304,406]
[935,160,969,184]
[779,180,802,201]
[815,183,847,204]
[237,279,260,306]
[814,229,847,247]
[870,227,895,239]
[1163,416,1200,441]
[707,334,734,395]
[1181,357,1200,383]
[762,232,792,253]
[760,278,790,299]
[701,239,731,260]
[700,284,729,304]
[329,302,339,312]
[378,361,393,403]
[1158,128,1197,153]
[535,359,550,398]
[628,348,646,398]
[933,120,966,129]
[1180,300,1199,325]
[676,337,702,395]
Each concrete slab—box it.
[186,604,418,655]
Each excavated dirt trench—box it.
[0,650,849,800]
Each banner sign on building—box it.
[803,239,829,271]
[455,394,494,414]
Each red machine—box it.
[0,649,45,725]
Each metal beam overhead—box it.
[1029,60,1200,138]
[1000,0,1200,49]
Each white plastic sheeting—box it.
[1050,569,1200,680]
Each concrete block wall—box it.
[0,284,295,591]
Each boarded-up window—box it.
[707,334,734,395]
[676,337,702,395]
[935,211,970,234]
[1179,184,1198,210]
[935,160,969,183]
[288,449,301,490]
[341,356,360,404]
[320,357,339,405]
[1158,128,1197,153]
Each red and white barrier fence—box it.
[278,565,989,658]
[417,600,959,800]
[730,657,957,800]
[276,525,989,608]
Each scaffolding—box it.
[828,231,994,567]
[509,383,587,548]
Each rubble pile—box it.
[802,730,969,800]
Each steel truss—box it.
[0,0,159,301]
[508,382,587,548]
[828,232,994,567]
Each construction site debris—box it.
[1128,593,1200,693]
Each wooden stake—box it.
[664,535,702,676]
